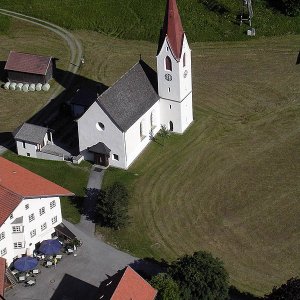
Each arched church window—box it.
[140,120,146,141]
[169,121,174,132]
[150,111,156,129]
[165,56,172,71]
[183,53,186,67]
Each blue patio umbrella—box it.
[39,239,62,255]
[14,256,38,272]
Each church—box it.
[77,0,193,169]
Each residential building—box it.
[0,157,73,265]
[77,0,193,169]
[0,257,5,299]
[98,266,157,300]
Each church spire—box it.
[159,0,184,61]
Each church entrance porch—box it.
[87,142,111,167]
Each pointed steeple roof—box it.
[158,0,184,61]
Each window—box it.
[183,52,186,67]
[166,46,169,51]
[168,87,171,93]
[0,232,5,241]
[140,121,146,141]
[30,229,36,238]
[0,248,7,256]
[96,122,105,131]
[150,111,156,129]
[12,226,21,233]
[165,56,172,71]
[169,105,172,109]
[113,154,119,161]
[41,223,47,231]
[27,153,30,157]
[51,216,57,224]
[10,214,13,220]
[169,121,174,132]
[22,142,26,148]
[50,200,56,209]
[28,213,35,223]
[13,242,23,249]
[39,207,45,216]
[25,204,29,210]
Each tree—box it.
[268,0,300,16]
[96,182,129,229]
[150,273,180,300]
[168,251,229,300]
[158,125,170,145]
[264,277,300,300]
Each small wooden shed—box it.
[4,51,53,84]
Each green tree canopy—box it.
[150,273,180,300]
[264,277,300,300]
[269,0,300,16]
[168,251,229,300]
[96,182,129,229]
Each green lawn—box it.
[2,151,91,223]
[1,0,300,42]
[0,18,69,132]
[83,32,300,296]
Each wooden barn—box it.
[4,51,53,84]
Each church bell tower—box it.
[157,0,193,133]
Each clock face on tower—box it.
[165,74,172,81]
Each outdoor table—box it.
[67,248,74,254]
[26,279,36,286]
[56,254,62,259]
[32,269,40,274]
[18,276,25,282]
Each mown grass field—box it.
[0,18,69,132]
[72,31,300,295]
[1,0,300,42]
[2,150,91,223]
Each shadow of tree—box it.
[198,0,229,15]
[50,273,99,300]
[229,286,262,300]
[296,51,300,65]
[0,61,7,82]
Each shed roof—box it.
[88,142,111,155]
[0,257,5,299]
[5,51,52,75]
[98,266,157,300]
[14,123,49,144]
[0,157,74,225]
[96,60,159,132]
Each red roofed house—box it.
[0,157,73,265]
[4,51,53,84]
[98,266,157,300]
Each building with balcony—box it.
[0,157,73,265]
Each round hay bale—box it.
[16,83,23,91]
[36,83,42,91]
[22,84,29,92]
[9,82,17,90]
[42,83,50,91]
[29,83,35,91]
[4,82,10,90]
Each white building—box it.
[77,0,193,169]
[0,157,73,265]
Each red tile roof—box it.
[98,266,157,300]
[0,157,74,225]
[162,0,184,61]
[0,257,6,299]
[4,51,52,75]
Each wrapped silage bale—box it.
[36,83,42,91]
[4,82,10,90]
[16,83,23,91]
[9,82,17,90]
[29,83,35,91]
[22,84,29,92]
[42,83,50,91]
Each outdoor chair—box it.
[18,276,26,282]
[32,269,40,275]
[56,254,62,260]
[24,279,36,287]
[46,261,53,267]
[67,248,74,254]
[11,269,19,276]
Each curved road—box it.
[0,8,82,100]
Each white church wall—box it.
[16,140,37,158]
[125,102,161,168]
[78,101,126,169]
[160,99,183,133]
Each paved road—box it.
[5,220,137,300]
[77,166,105,236]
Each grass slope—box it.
[2,151,91,223]
[74,31,300,295]
[0,18,69,132]
[1,0,300,42]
